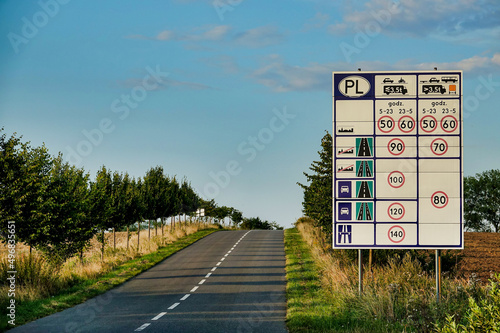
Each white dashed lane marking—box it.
[168,303,180,310]
[134,323,150,331]
[135,231,252,331]
[151,312,167,321]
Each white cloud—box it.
[493,53,500,66]
[121,76,214,91]
[303,12,330,31]
[127,25,284,48]
[233,26,285,48]
[201,25,231,41]
[251,53,500,92]
[201,55,239,74]
[251,56,338,92]
[411,53,500,73]
[328,0,500,38]
[126,25,231,42]
[156,30,176,41]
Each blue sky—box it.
[1,0,499,228]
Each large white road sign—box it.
[333,71,463,249]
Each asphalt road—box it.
[11,230,288,333]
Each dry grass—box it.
[294,218,490,332]
[0,220,218,304]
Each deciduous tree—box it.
[464,170,500,232]
[89,166,114,261]
[38,155,94,263]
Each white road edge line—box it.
[168,303,180,310]
[199,279,206,285]
[135,323,151,331]
[151,312,167,321]
[191,286,199,292]
[180,294,190,301]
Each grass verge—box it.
[285,228,342,332]
[2,228,218,332]
[286,228,372,332]
[286,220,500,333]
[285,227,428,332]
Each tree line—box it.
[0,129,246,263]
[299,132,500,242]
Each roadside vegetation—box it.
[0,129,245,265]
[285,218,500,332]
[0,129,251,331]
[0,224,219,331]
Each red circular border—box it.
[441,115,458,133]
[387,202,405,220]
[388,225,406,243]
[387,138,405,156]
[431,191,449,209]
[387,171,405,188]
[398,115,415,133]
[430,138,448,156]
[419,115,437,133]
[377,116,395,133]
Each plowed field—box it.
[458,232,500,283]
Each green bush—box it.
[436,274,500,332]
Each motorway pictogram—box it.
[356,202,373,221]
[337,225,352,244]
[356,138,373,157]
[356,181,373,198]
[356,160,373,177]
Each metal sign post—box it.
[436,249,441,302]
[358,249,363,295]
